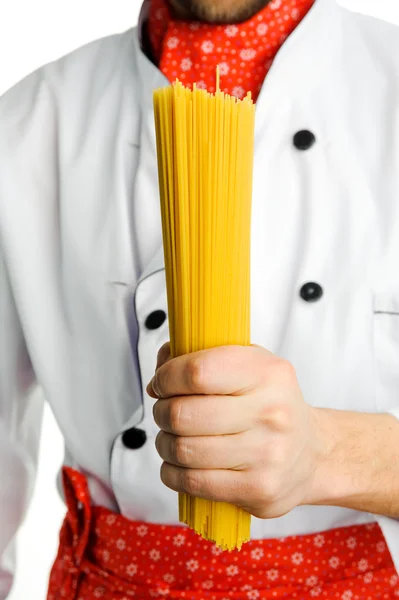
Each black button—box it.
[293,130,316,151]
[122,428,147,450]
[300,282,323,303]
[145,310,167,330]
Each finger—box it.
[156,342,171,370]
[153,394,256,436]
[160,462,260,508]
[147,343,172,397]
[155,430,258,470]
[150,345,273,399]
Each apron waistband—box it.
[47,467,399,599]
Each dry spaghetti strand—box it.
[153,79,255,551]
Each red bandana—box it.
[148,0,315,101]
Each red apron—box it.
[47,467,399,599]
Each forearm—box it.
[308,409,399,518]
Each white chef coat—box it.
[1,0,399,594]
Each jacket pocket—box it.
[373,293,399,415]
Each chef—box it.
[1,0,399,598]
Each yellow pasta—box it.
[153,76,255,551]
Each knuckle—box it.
[174,437,191,467]
[256,503,280,520]
[154,430,163,455]
[250,473,280,505]
[258,355,281,387]
[184,355,205,392]
[278,359,298,385]
[153,369,166,398]
[160,462,172,488]
[152,401,162,427]
[168,398,186,434]
[249,476,268,503]
[152,402,158,423]
[181,470,201,496]
[264,475,282,504]
[270,404,294,432]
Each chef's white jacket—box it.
[1,0,399,594]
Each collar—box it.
[134,0,342,122]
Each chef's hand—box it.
[147,344,327,519]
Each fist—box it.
[148,344,325,519]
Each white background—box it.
[1,1,399,598]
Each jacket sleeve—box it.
[0,248,43,599]
[0,71,49,598]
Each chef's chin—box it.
[168,0,272,24]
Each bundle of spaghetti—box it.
[153,77,255,551]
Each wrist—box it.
[302,407,399,516]
[304,407,368,507]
